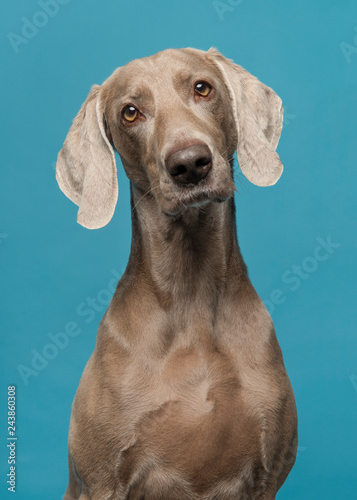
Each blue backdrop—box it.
[1,1,356,498]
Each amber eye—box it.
[122,105,139,123]
[194,81,212,97]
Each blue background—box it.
[1,0,356,498]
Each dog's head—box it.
[56,48,283,228]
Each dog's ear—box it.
[208,48,283,187]
[56,85,117,229]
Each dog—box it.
[57,47,297,500]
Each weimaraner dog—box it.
[57,47,297,500]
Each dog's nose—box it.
[165,144,212,185]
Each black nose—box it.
[165,144,212,185]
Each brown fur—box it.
[58,48,297,500]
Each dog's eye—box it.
[122,105,139,123]
[194,82,212,97]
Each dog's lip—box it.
[180,188,229,204]
[162,187,233,216]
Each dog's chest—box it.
[70,334,291,498]
[115,348,263,490]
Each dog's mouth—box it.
[160,174,235,216]
[179,188,230,209]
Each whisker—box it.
[131,182,158,214]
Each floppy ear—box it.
[208,48,283,186]
[56,85,117,229]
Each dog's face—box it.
[56,48,284,228]
[102,49,237,216]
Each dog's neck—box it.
[126,183,247,313]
